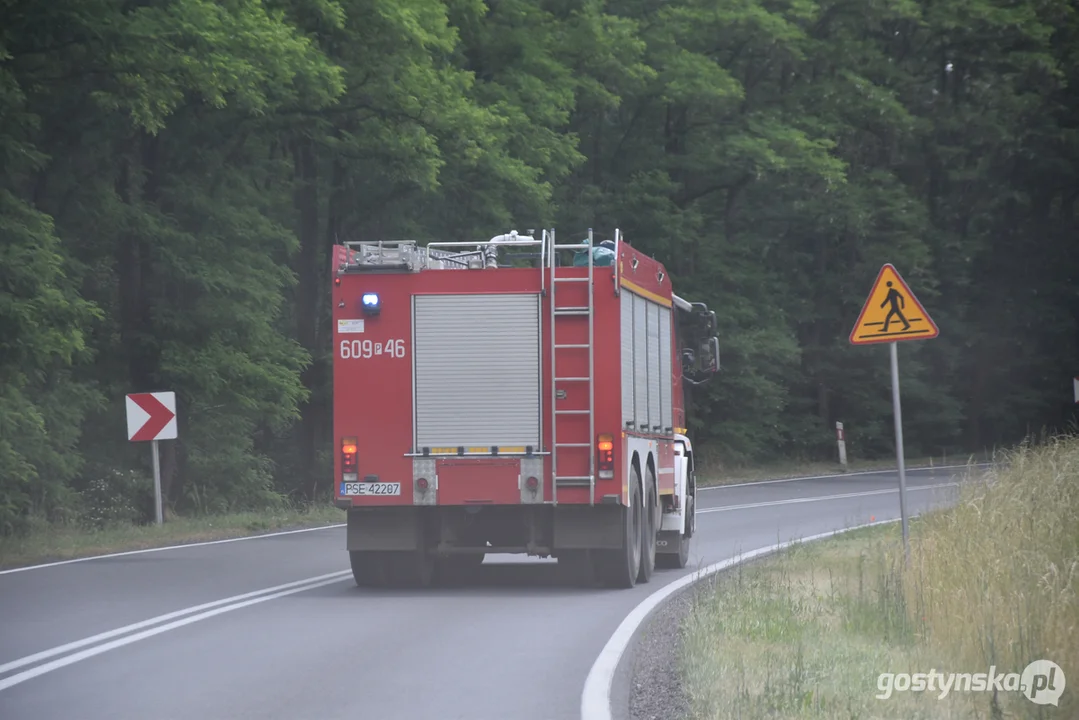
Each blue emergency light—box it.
[361,292,381,315]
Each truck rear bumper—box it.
[345,504,625,556]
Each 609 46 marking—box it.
[340,338,406,359]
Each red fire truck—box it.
[331,229,719,589]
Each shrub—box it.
[77,469,155,529]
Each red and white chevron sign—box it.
[126,391,178,442]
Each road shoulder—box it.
[624,578,697,720]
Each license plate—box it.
[341,482,401,496]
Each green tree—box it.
[2,0,344,521]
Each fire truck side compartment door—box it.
[647,302,661,431]
[633,294,649,430]
[413,293,541,448]
[621,292,635,428]
[659,307,673,432]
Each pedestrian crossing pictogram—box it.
[849,264,939,345]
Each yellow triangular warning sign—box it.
[850,264,939,345]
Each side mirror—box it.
[682,336,719,385]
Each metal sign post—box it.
[151,439,163,525]
[889,343,909,558]
[850,264,939,561]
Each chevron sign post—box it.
[126,391,178,525]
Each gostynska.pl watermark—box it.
[876,660,1065,706]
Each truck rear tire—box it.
[350,550,389,587]
[558,550,600,587]
[597,466,643,588]
[386,549,436,588]
[636,472,657,584]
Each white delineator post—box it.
[889,342,910,561]
[836,421,847,467]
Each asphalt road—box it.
[0,466,972,720]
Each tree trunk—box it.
[292,137,321,500]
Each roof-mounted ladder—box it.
[549,229,596,506]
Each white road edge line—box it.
[0,572,352,692]
[0,523,346,576]
[697,481,959,514]
[580,518,902,720]
[698,462,989,490]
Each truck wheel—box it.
[636,471,657,584]
[597,466,642,588]
[386,549,436,588]
[656,494,692,569]
[350,551,389,587]
[558,550,599,587]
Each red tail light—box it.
[597,434,614,479]
[342,436,358,476]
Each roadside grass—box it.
[696,453,985,487]
[0,502,344,571]
[681,434,1078,719]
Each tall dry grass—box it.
[681,433,1078,719]
[901,434,1078,716]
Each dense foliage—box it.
[2,0,1077,532]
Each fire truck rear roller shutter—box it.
[413,293,541,448]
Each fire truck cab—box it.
[331,228,719,589]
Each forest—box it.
[2,0,1077,534]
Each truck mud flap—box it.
[655,529,682,552]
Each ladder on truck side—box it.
[548,228,596,505]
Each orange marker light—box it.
[342,436,358,475]
[597,434,615,478]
